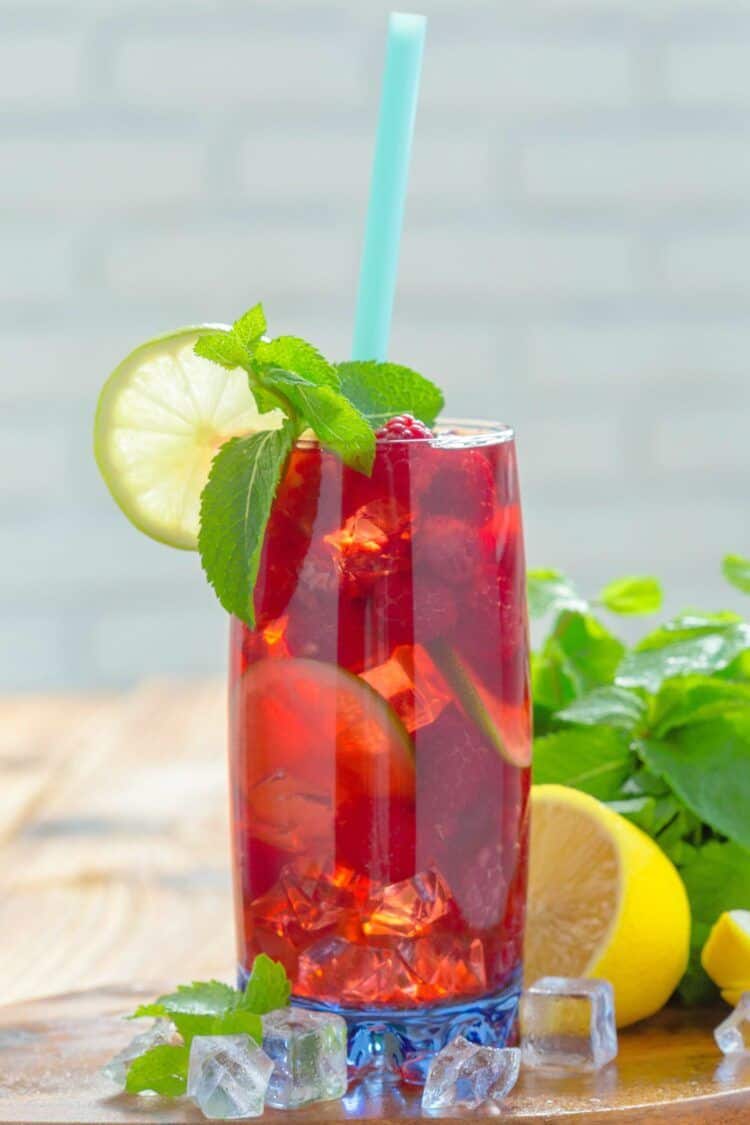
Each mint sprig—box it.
[121,956,291,1097]
[199,424,296,626]
[195,302,445,624]
[531,556,750,1004]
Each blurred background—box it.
[1,0,749,692]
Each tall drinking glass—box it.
[229,421,531,1081]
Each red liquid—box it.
[229,427,531,1012]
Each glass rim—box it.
[295,417,515,450]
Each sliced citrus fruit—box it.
[430,644,531,766]
[702,910,750,990]
[233,658,414,854]
[94,326,283,549]
[721,986,750,1007]
[525,784,690,1027]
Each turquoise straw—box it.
[352,12,426,362]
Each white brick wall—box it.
[0,0,748,691]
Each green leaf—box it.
[649,676,750,739]
[679,840,750,1003]
[198,423,296,626]
[640,714,750,848]
[256,337,339,388]
[616,615,750,692]
[533,611,625,712]
[723,554,750,594]
[261,370,374,475]
[533,727,633,800]
[124,1044,189,1097]
[240,952,291,1015]
[336,360,444,427]
[210,1010,262,1044]
[194,330,249,371]
[136,979,238,1018]
[527,570,587,620]
[557,685,647,732]
[233,303,267,348]
[597,575,662,615]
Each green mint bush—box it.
[530,554,750,1003]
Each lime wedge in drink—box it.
[94,327,283,549]
[431,644,532,767]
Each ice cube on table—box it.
[262,1006,348,1108]
[421,1035,520,1111]
[715,993,750,1055]
[187,1034,273,1120]
[521,977,617,1071]
[101,1019,175,1088]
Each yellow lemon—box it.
[702,911,750,991]
[721,986,750,1007]
[525,784,691,1027]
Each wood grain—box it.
[0,682,234,1006]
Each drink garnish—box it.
[94,301,445,625]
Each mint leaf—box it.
[240,952,291,1014]
[634,612,742,651]
[723,553,750,595]
[640,714,750,848]
[527,570,587,620]
[194,330,249,372]
[649,676,750,739]
[616,618,750,692]
[210,1010,262,1043]
[260,370,374,474]
[557,685,646,732]
[533,611,625,712]
[336,360,444,427]
[256,337,339,388]
[233,303,266,348]
[533,727,632,800]
[135,979,238,1019]
[125,1044,189,1096]
[597,575,662,616]
[679,840,750,1004]
[199,422,296,625]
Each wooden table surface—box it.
[0,680,234,1005]
[2,683,750,1122]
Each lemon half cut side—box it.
[525,784,691,1027]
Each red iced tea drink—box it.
[229,422,531,1073]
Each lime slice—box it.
[234,658,414,853]
[94,326,283,549]
[431,644,532,767]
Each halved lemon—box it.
[94,327,283,549]
[525,784,690,1027]
[702,911,750,991]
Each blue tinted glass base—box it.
[239,966,521,1086]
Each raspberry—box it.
[421,449,495,525]
[420,516,493,586]
[375,414,434,441]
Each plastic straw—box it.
[352,12,426,362]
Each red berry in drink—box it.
[375,414,434,441]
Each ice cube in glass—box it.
[101,1019,175,1088]
[521,976,617,1071]
[715,993,750,1055]
[187,1034,273,1119]
[261,1006,348,1108]
[421,1035,520,1111]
